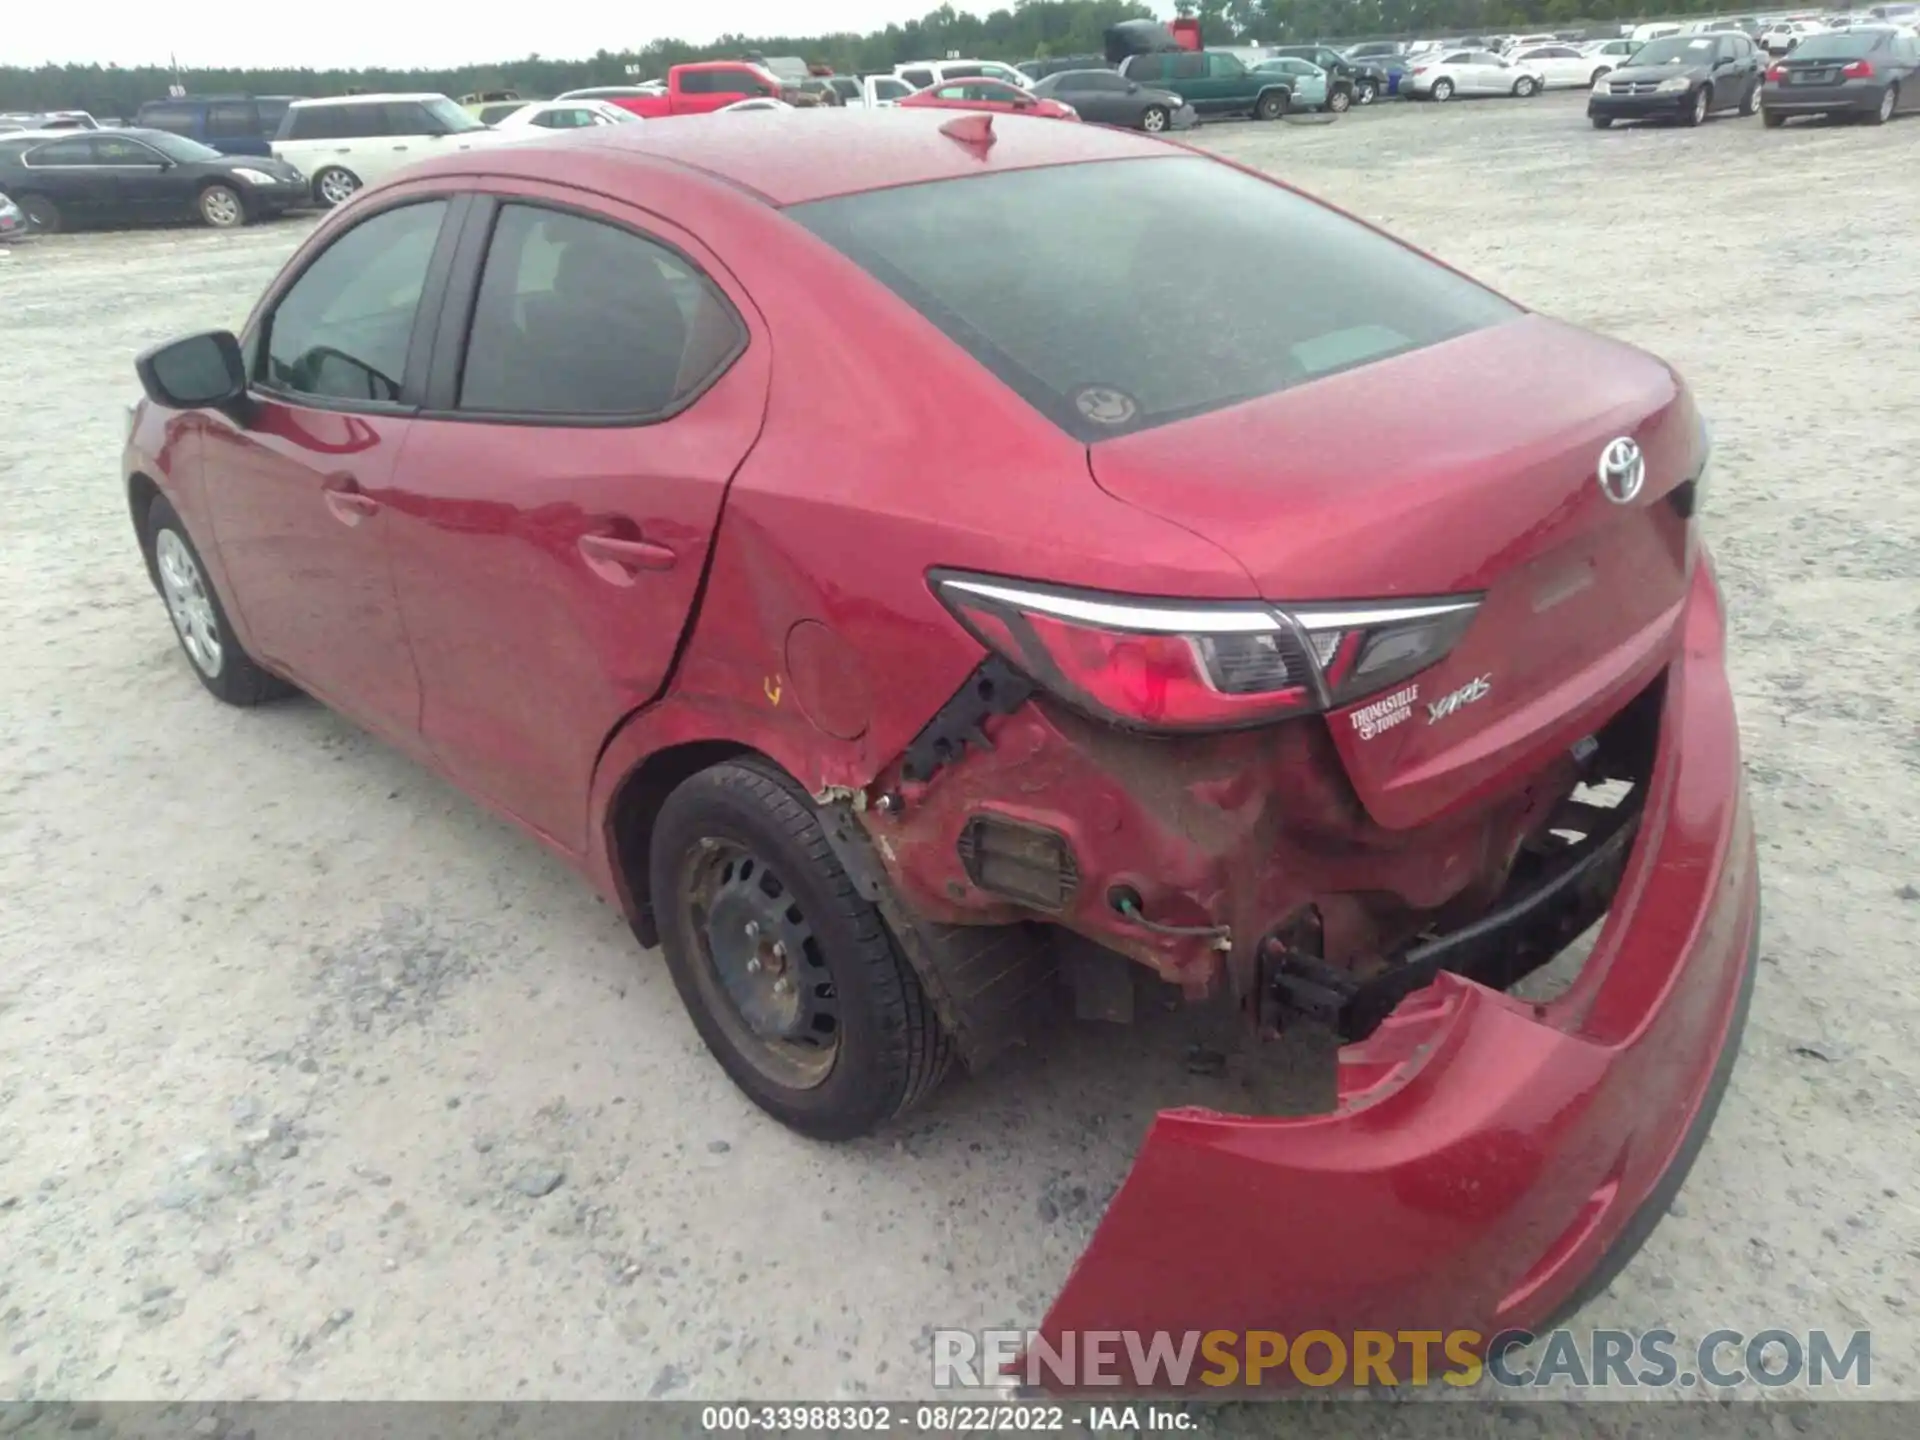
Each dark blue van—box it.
[133,95,303,156]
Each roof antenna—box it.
[938,113,995,148]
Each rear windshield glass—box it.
[1788,32,1884,58]
[789,157,1517,441]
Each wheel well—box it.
[1256,84,1291,107]
[609,739,754,946]
[128,471,163,591]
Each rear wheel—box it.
[1591,114,1614,128]
[1762,108,1787,127]
[18,194,60,233]
[198,183,247,229]
[1255,89,1289,120]
[1139,104,1169,133]
[1868,83,1896,125]
[1513,76,1539,98]
[1432,78,1455,101]
[650,758,952,1140]
[313,166,360,207]
[1681,85,1710,126]
[1739,81,1762,117]
[1355,79,1379,104]
[1327,87,1352,113]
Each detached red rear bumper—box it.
[1037,554,1758,1386]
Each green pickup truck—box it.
[1117,49,1298,120]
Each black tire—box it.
[1432,78,1455,101]
[1762,108,1786,127]
[650,758,952,1140]
[1355,79,1379,105]
[18,194,61,233]
[313,166,360,207]
[198,182,248,229]
[1739,81,1761,117]
[1681,85,1709,126]
[143,497,293,706]
[1591,114,1614,128]
[1139,104,1170,133]
[1327,87,1352,113]
[1255,89,1289,120]
[1866,83,1896,125]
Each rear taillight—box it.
[931,571,1480,733]
[1766,64,1786,80]
[1842,59,1874,77]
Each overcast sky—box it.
[4,0,1176,70]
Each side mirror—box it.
[136,330,249,417]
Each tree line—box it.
[1,0,1768,117]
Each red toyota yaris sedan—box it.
[125,109,1758,1367]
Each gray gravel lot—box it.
[1,90,1917,1424]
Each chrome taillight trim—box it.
[935,576,1285,635]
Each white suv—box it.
[272,93,513,207]
[891,59,1031,90]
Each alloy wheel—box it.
[156,529,223,678]
[316,169,359,206]
[1141,106,1168,132]
[201,187,241,228]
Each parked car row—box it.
[1587,24,1920,127]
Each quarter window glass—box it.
[901,68,934,87]
[263,201,447,404]
[458,204,745,417]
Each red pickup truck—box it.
[620,61,790,117]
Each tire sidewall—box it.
[1433,79,1454,101]
[650,764,919,1138]
[19,194,61,232]
[1329,88,1351,112]
[200,184,245,229]
[145,497,243,699]
[315,168,359,206]
[1141,105,1168,132]
[1256,91,1286,120]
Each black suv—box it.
[1267,45,1392,103]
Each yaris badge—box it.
[1427,675,1492,725]
[1597,437,1645,505]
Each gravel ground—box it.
[1,90,1917,1426]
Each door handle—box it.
[323,487,380,526]
[578,532,676,585]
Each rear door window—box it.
[792,157,1517,442]
[23,136,96,165]
[456,203,746,418]
[139,102,198,135]
[205,101,257,140]
[287,103,384,140]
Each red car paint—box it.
[623,61,787,118]
[897,78,1083,121]
[123,112,1755,1362]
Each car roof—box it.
[418,107,1176,207]
[288,93,447,108]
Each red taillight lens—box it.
[931,572,1479,734]
[1766,64,1786,80]
[1842,59,1874,77]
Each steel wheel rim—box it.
[319,171,356,205]
[681,839,840,1090]
[203,189,239,225]
[155,529,222,677]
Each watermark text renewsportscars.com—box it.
[932,1328,1872,1391]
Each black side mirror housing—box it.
[136,330,250,419]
